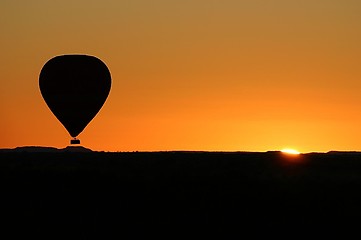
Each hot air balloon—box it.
[39,55,111,145]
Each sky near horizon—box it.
[1,0,361,152]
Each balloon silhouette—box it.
[39,55,111,144]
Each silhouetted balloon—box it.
[39,55,111,143]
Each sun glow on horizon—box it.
[281,149,301,155]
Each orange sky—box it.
[1,0,361,152]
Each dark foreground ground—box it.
[1,150,361,238]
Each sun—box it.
[281,149,300,155]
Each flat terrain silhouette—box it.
[1,149,361,238]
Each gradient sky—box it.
[1,0,361,152]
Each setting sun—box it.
[281,149,301,155]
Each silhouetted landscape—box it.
[2,148,361,238]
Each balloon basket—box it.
[70,139,80,145]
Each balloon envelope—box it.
[39,55,111,138]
